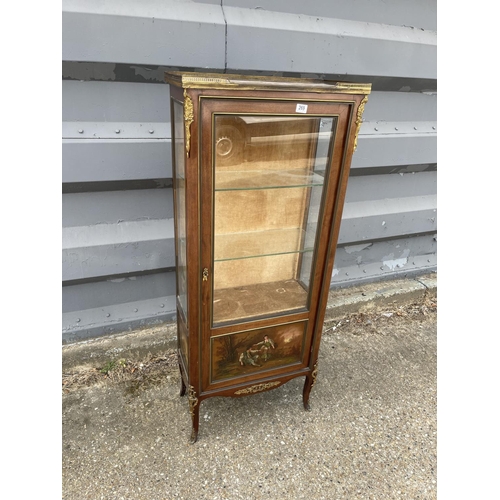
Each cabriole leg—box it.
[302,361,319,411]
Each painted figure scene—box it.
[211,323,305,382]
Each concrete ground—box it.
[62,274,437,500]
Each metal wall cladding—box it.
[62,0,437,342]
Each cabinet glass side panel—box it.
[178,315,189,370]
[173,100,188,320]
[212,115,337,326]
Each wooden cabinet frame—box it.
[165,72,370,442]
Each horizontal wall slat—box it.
[339,197,437,244]
[335,233,437,269]
[199,0,438,31]
[344,171,436,203]
[62,140,172,182]
[63,271,176,313]
[62,132,434,184]
[62,80,170,122]
[339,168,438,246]
[62,219,174,282]
[61,196,436,283]
[62,61,437,93]
[62,1,435,79]
[352,134,436,169]
[331,254,436,287]
[62,238,174,282]
[63,123,170,139]
[225,6,436,79]
[62,80,436,125]
[62,295,177,342]
[332,233,436,282]
[61,81,437,181]
[62,0,226,67]
[62,189,173,227]
[63,219,172,248]
[363,92,436,122]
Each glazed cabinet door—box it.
[199,97,353,392]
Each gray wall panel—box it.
[332,233,437,285]
[62,0,226,67]
[339,172,437,244]
[344,171,436,203]
[62,80,170,123]
[339,202,437,245]
[63,80,436,125]
[62,1,435,79]
[63,81,436,125]
[62,219,174,282]
[62,295,177,342]
[61,190,436,284]
[62,237,174,282]
[352,134,436,169]
[334,234,437,271]
[363,92,436,122]
[61,0,437,342]
[225,7,436,79]
[198,0,437,31]
[62,140,172,182]
[62,134,434,184]
[62,189,173,227]
[63,271,176,313]
[332,253,436,287]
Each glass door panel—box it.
[212,115,337,325]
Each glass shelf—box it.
[214,228,315,262]
[215,168,324,191]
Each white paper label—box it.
[295,103,308,113]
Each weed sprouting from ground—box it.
[62,350,178,394]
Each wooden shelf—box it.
[213,279,308,325]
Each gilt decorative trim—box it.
[188,385,198,417]
[183,89,194,158]
[165,72,372,95]
[353,96,368,152]
[310,361,319,389]
[234,381,281,395]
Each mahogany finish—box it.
[165,72,370,442]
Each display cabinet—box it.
[165,72,371,442]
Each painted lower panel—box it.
[210,321,306,384]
